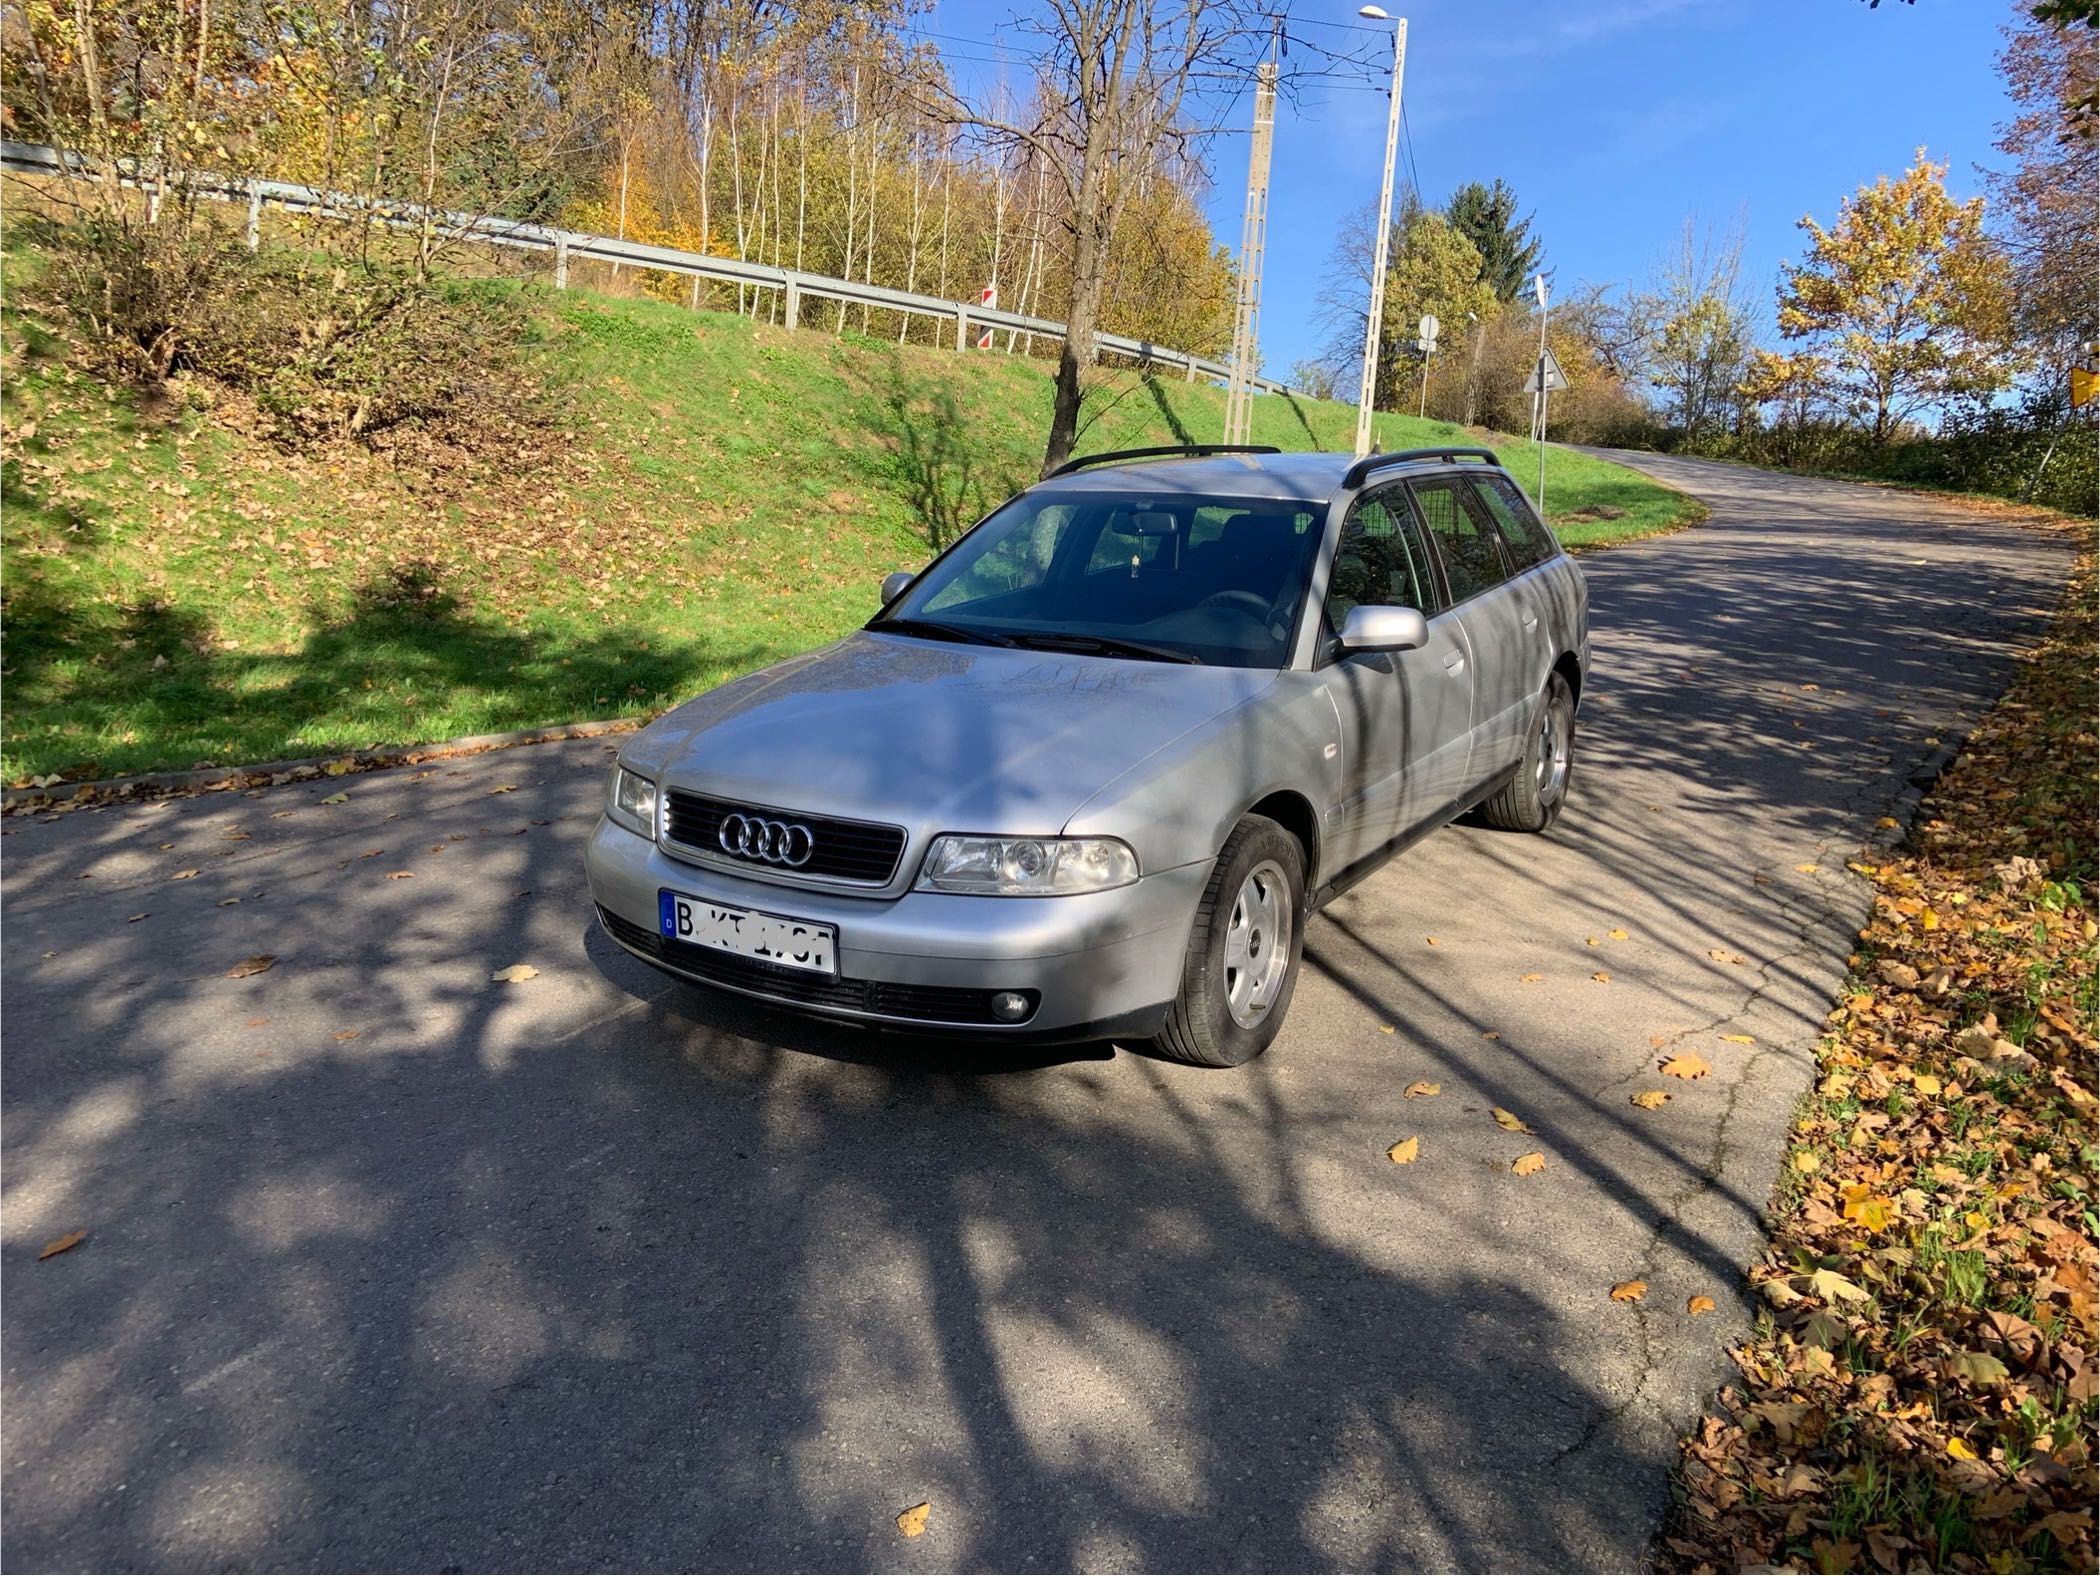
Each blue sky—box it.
[919,0,2019,380]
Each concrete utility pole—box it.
[1223,44,1280,447]
[1353,9,1407,459]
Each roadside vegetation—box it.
[0,227,1699,784]
[1667,514,2098,1574]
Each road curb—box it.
[2,717,639,815]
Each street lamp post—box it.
[1352,8,1408,459]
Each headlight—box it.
[607,765,658,837]
[915,835,1138,896]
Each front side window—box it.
[889,491,1322,668]
[1409,475,1509,602]
[1469,473,1557,571]
[1326,487,1440,631]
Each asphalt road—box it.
[2,455,2073,1572]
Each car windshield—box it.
[873,490,1327,668]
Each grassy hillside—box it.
[1,276,1701,782]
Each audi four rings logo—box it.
[718,813,816,867]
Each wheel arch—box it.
[1241,789,1322,889]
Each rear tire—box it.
[1150,815,1306,1068]
[1479,671,1576,833]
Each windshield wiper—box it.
[1004,632,1199,665]
[866,617,1016,647]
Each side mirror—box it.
[1337,604,1428,654]
[879,571,915,607]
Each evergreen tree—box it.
[1445,179,1543,303]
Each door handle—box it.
[1443,652,1465,673]
[1522,613,1539,631]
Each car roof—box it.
[1034,450,1356,506]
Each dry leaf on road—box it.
[491,964,540,983]
[127,913,148,923]
[226,955,276,979]
[1688,1295,1717,1315]
[1512,1151,1545,1176]
[1425,935,1440,946]
[1630,1090,1671,1110]
[1375,1025,1396,1035]
[1719,1033,1756,1044]
[896,1503,931,1538]
[1608,927,1630,940]
[1592,971,1612,983]
[1662,1053,1712,1079]
[334,1030,360,1042]
[38,1230,87,1260]
[1403,1081,1440,1099]
[1386,1136,1421,1165]
[489,784,518,795]
[1519,972,1544,983]
[172,869,199,880]
[385,871,414,880]
[1492,1108,1533,1134]
[1611,1280,1647,1302]
[320,792,349,805]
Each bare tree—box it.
[917,0,1266,475]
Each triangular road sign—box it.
[1523,348,1568,394]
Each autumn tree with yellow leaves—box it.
[1739,151,2019,446]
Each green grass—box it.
[1,269,1703,782]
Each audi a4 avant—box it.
[587,445,1588,1066]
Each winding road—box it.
[1,454,2073,1571]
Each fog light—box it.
[990,991,1032,1023]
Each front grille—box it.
[661,790,906,884]
[598,906,1035,1027]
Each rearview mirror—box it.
[879,570,915,606]
[1337,604,1428,654]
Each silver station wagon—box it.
[586,445,1588,1066]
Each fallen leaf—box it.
[1946,1437,1978,1461]
[489,784,518,795]
[1491,1107,1532,1134]
[1719,1033,1755,1045]
[172,868,199,880]
[1795,863,1821,874]
[1944,1350,2010,1386]
[1425,935,1440,946]
[1591,971,1611,984]
[38,1230,86,1260]
[1630,1090,1671,1110]
[1687,1295,1716,1315]
[1611,1280,1647,1302]
[1403,1080,1440,1099]
[217,897,240,907]
[1662,1053,1712,1080]
[1801,1309,1847,1348]
[385,871,414,880]
[226,955,276,979]
[1807,1267,1869,1304]
[491,964,540,983]
[1512,1151,1545,1176]
[245,1017,269,1027]
[1608,927,1629,940]
[334,1029,360,1042]
[1375,1025,1395,1035]
[1519,972,1543,983]
[320,792,349,805]
[1912,1073,1942,1097]
[896,1502,930,1538]
[1386,1136,1420,1165]
[127,913,148,923]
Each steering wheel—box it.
[1198,589,1274,621]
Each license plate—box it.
[658,889,836,975]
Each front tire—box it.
[1479,671,1576,833]
[1151,815,1306,1068]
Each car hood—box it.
[624,631,1277,835]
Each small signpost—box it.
[1416,312,1440,419]
[1527,273,1555,516]
[2029,341,2100,501]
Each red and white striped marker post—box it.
[976,283,997,350]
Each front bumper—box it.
[584,817,1205,1038]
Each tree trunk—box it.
[1043,197,1108,477]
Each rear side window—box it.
[1327,486,1441,628]
[1408,476,1508,602]
[1469,474,1556,570]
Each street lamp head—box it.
[1357,6,1391,18]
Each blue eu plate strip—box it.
[658,889,676,938]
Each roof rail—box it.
[1048,443,1282,479]
[1342,446,1502,490]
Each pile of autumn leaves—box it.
[1669,539,2099,1573]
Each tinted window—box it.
[1409,476,1508,602]
[1469,474,1556,570]
[897,491,1321,668]
[1327,487,1440,630]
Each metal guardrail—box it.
[0,139,1288,394]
